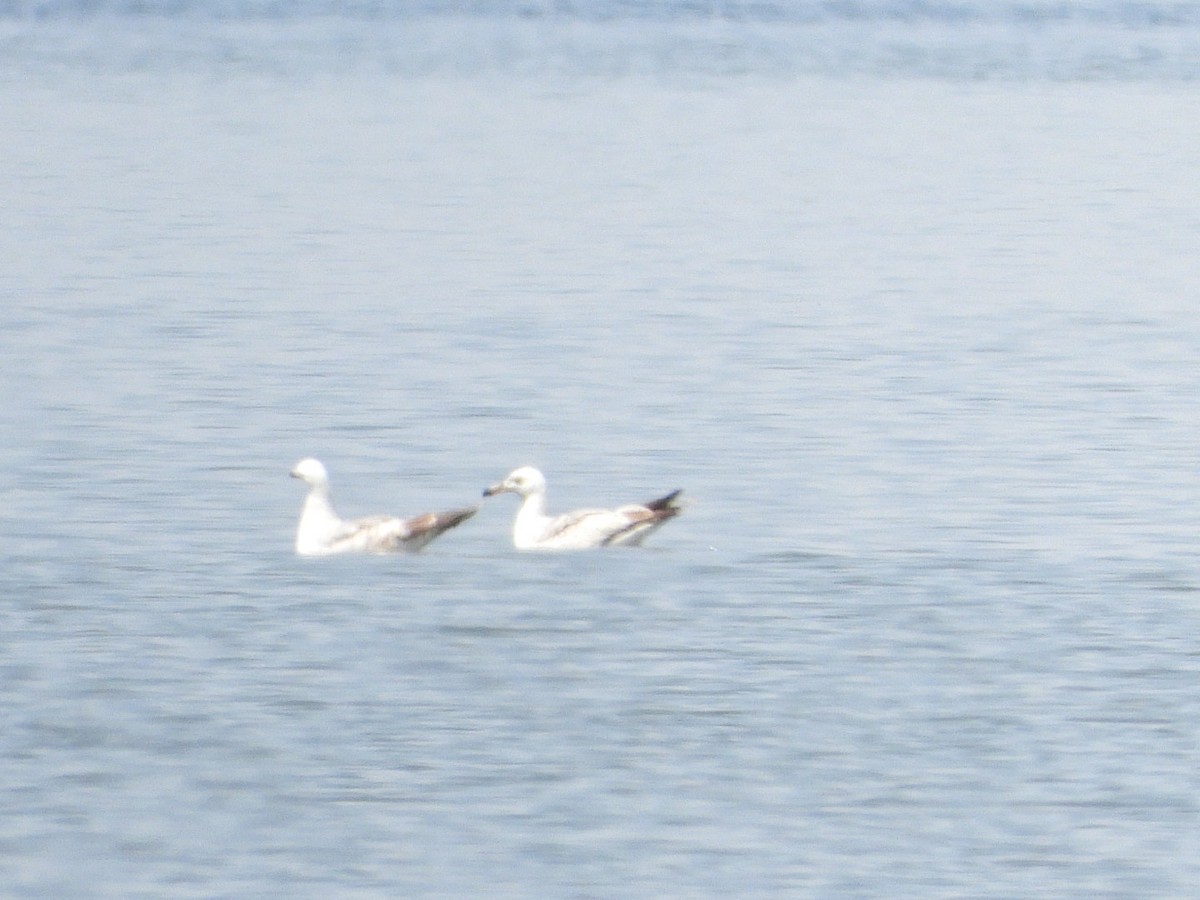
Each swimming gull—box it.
[483,465,683,550]
[290,457,477,555]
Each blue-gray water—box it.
[4,3,1200,897]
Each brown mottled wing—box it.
[397,505,478,552]
[539,508,608,544]
[601,490,684,546]
[327,515,403,552]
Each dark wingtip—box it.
[402,505,479,550]
[647,489,684,512]
[441,505,479,528]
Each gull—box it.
[483,465,683,550]
[290,457,477,555]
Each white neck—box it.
[512,490,550,548]
[296,484,342,552]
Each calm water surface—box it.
[3,5,1200,897]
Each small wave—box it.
[7,1,1200,28]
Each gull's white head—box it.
[484,465,546,499]
[290,457,330,486]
